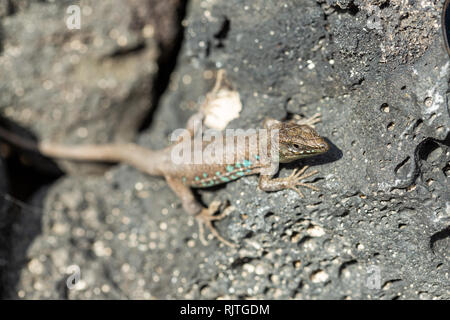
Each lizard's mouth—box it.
[313,140,330,153]
[280,139,330,162]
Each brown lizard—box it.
[0,72,330,247]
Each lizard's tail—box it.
[0,126,164,176]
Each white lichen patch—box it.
[201,70,242,130]
[203,87,242,130]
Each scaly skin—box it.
[0,74,330,248]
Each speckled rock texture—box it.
[0,0,182,173]
[1,0,449,299]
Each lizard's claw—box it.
[196,200,236,248]
[286,166,320,198]
[293,113,322,128]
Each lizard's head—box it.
[278,123,329,163]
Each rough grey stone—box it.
[0,0,160,173]
[2,0,449,300]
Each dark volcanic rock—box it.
[2,0,449,299]
[0,0,183,173]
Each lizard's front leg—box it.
[258,166,320,198]
[165,176,236,247]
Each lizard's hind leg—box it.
[165,176,236,247]
[196,200,236,248]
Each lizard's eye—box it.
[290,143,301,152]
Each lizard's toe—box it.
[205,200,222,216]
[195,201,236,248]
[287,167,320,197]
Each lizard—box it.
[0,70,330,248]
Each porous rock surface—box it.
[0,0,449,299]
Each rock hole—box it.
[429,226,450,256]
[382,279,402,290]
[243,231,254,239]
[443,162,450,177]
[424,97,433,108]
[387,122,395,131]
[380,103,390,113]
[348,3,360,15]
[394,156,410,176]
[230,257,252,269]
[380,0,390,9]
[417,139,441,162]
[264,211,274,218]
[413,119,423,133]
[338,260,357,278]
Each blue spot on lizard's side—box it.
[243,159,252,167]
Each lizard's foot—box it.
[286,166,320,198]
[196,200,236,248]
[292,113,321,128]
